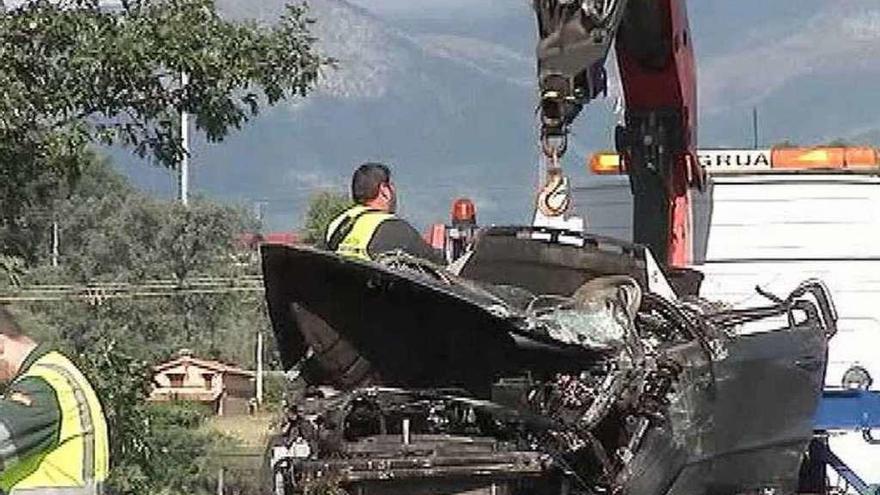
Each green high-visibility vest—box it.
[325,205,394,261]
[0,351,109,495]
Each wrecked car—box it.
[260,226,836,495]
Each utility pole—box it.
[752,107,759,149]
[253,201,266,235]
[179,71,190,206]
[51,219,59,268]
[256,330,264,406]
[254,201,265,223]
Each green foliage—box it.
[303,190,351,244]
[0,255,24,287]
[773,140,799,149]
[14,161,265,365]
[10,292,244,494]
[31,301,255,495]
[138,403,218,494]
[56,186,256,283]
[4,155,270,493]
[97,397,232,495]
[261,371,288,410]
[0,0,320,487]
[77,337,155,494]
[0,0,328,259]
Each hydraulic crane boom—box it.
[533,0,702,266]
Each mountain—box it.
[122,0,554,229]
[116,0,880,230]
[694,1,880,147]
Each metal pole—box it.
[216,467,224,495]
[51,220,59,268]
[180,71,190,206]
[402,418,411,445]
[256,330,264,406]
[752,107,759,149]
[254,201,265,225]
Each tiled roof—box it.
[154,354,254,377]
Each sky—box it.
[348,0,446,8]
[10,0,880,227]
[347,0,520,17]
[349,0,485,9]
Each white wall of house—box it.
[154,362,222,394]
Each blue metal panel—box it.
[815,390,880,430]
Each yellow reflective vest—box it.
[325,205,394,261]
[0,351,109,495]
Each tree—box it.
[77,336,156,494]
[773,140,799,149]
[7,157,268,493]
[303,190,351,244]
[0,255,24,287]
[77,334,238,495]
[0,0,329,259]
[0,0,322,487]
[24,158,264,361]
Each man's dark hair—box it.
[351,162,391,204]
[0,306,23,337]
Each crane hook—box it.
[537,148,572,217]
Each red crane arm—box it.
[614,0,701,266]
[533,0,702,267]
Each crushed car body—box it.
[261,227,837,495]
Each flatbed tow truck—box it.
[426,145,880,493]
[258,0,880,492]
[526,0,880,489]
[425,204,880,494]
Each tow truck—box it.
[430,145,880,494]
[425,0,880,491]
[261,1,880,493]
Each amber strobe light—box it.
[589,152,623,175]
[451,198,477,224]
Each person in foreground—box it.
[324,162,445,264]
[0,307,109,494]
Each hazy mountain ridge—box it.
[183,0,544,229]
[221,0,414,101]
[693,1,880,146]
[118,0,880,230]
[413,34,533,86]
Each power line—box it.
[0,286,264,303]
[0,276,266,303]
[11,280,264,292]
[16,184,537,212]
[14,275,264,290]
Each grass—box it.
[205,411,279,449]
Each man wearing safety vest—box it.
[324,162,445,264]
[0,307,109,494]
